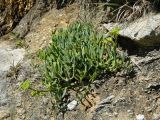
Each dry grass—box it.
[77,0,157,23]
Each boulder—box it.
[0,43,25,119]
[0,48,25,73]
[103,13,160,46]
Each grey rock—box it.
[67,100,78,111]
[147,82,160,91]
[0,44,25,119]
[42,97,49,105]
[95,95,115,113]
[12,0,54,38]
[16,93,22,107]
[113,112,118,117]
[152,113,160,120]
[0,48,25,72]
[127,109,134,118]
[0,109,10,120]
[136,114,145,120]
[113,97,126,104]
[0,80,8,107]
[99,95,115,105]
[146,107,152,112]
[0,47,25,108]
[95,104,105,112]
[103,13,160,46]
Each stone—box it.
[0,47,25,107]
[136,114,145,120]
[95,105,105,112]
[0,48,25,73]
[0,43,25,119]
[146,107,152,112]
[103,13,160,46]
[16,93,22,107]
[152,113,160,120]
[127,109,134,116]
[17,108,26,115]
[0,110,10,119]
[99,95,115,105]
[67,100,78,111]
[42,97,49,105]
[113,112,118,117]
[12,0,54,38]
[147,82,160,91]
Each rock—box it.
[0,110,10,120]
[113,97,126,104]
[103,13,160,46]
[16,93,22,107]
[146,107,152,112]
[95,105,105,112]
[152,113,160,120]
[17,108,26,115]
[67,100,78,111]
[113,112,118,117]
[12,0,54,38]
[136,114,145,120]
[0,80,8,107]
[127,109,134,117]
[0,1,34,37]
[147,82,160,91]
[0,43,25,119]
[0,48,25,72]
[0,0,55,37]
[99,95,115,105]
[94,95,115,113]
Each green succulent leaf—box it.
[34,21,131,112]
[20,80,31,90]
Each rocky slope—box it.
[0,0,35,36]
[0,2,160,120]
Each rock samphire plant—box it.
[21,21,131,112]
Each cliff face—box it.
[0,0,73,37]
[0,1,160,120]
[0,0,35,36]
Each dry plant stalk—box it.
[78,0,106,26]
[77,0,153,23]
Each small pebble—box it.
[136,114,145,120]
[67,100,78,111]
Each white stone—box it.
[136,114,145,120]
[67,100,78,111]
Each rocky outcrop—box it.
[0,0,35,37]
[103,13,160,46]
[12,0,55,38]
[0,0,55,38]
[0,42,25,120]
[0,0,74,38]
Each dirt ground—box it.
[62,49,160,120]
